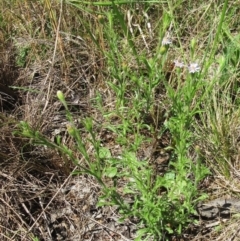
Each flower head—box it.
[188,63,201,73]
[173,60,185,68]
[162,32,172,45]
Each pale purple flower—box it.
[173,60,185,68]
[162,32,172,45]
[188,63,201,73]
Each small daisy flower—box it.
[173,60,185,68]
[188,63,201,73]
[162,32,172,45]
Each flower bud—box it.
[159,45,167,54]
[57,90,65,102]
[190,38,197,51]
[67,124,76,137]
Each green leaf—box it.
[104,167,117,178]
[164,171,175,180]
[99,147,111,159]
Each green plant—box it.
[16,45,30,67]
[32,236,40,241]
[16,89,208,240]
[13,1,214,240]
